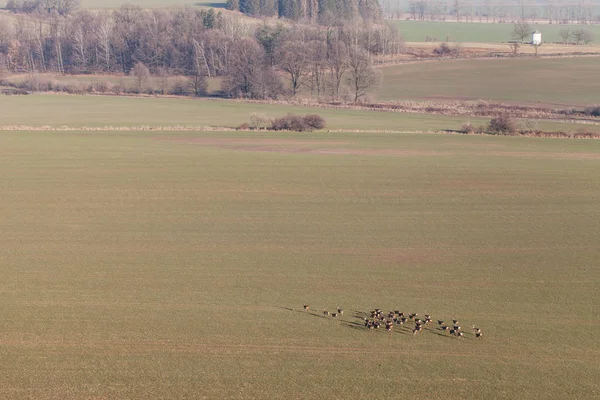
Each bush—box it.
[583,105,600,117]
[488,114,518,135]
[92,80,114,93]
[461,122,476,134]
[249,113,271,130]
[271,114,308,131]
[269,114,327,132]
[63,82,88,95]
[171,77,189,96]
[433,43,453,55]
[303,114,326,130]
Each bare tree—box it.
[509,42,520,56]
[276,40,310,96]
[346,46,379,103]
[573,29,594,45]
[130,61,150,93]
[512,21,531,43]
[307,38,327,99]
[95,13,113,71]
[188,72,208,97]
[57,0,80,15]
[453,0,461,21]
[155,67,170,94]
[559,29,571,44]
[222,38,282,99]
[327,33,348,101]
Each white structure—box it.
[532,30,542,45]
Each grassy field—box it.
[379,57,600,107]
[1,129,599,399]
[2,94,600,133]
[395,20,600,43]
[3,73,224,96]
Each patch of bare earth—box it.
[483,151,600,160]
[158,137,448,157]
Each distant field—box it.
[379,57,600,107]
[1,94,600,133]
[1,129,599,399]
[395,20,600,43]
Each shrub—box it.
[488,114,518,135]
[63,82,88,95]
[583,105,600,117]
[171,77,189,96]
[271,114,308,131]
[237,122,250,130]
[269,114,327,132]
[249,113,271,130]
[92,80,114,93]
[433,43,453,55]
[461,122,476,134]
[303,114,326,130]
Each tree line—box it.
[379,0,600,25]
[227,0,382,22]
[6,0,80,15]
[0,6,403,101]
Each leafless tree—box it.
[573,29,594,45]
[559,29,571,44]
[453,0,461,21]
[509,42,520,56]
[155,67,170,94]
[57,0,80,15]
[276,40,310,96]
[512,21,531,43]
[130,61,150,93]
[307,38,327,99]
[346,46,379,102]
[327,33,348,101]
[222,38,282,99]
[95,13,113,71]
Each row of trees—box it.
[380,0,600,25]
[6,0,80,15]
[0,6,403,101]
[222,23,398,101]
[512,21,594,44]
[227,0,382,22]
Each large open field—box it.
[1,129,600,399]
[379,57,600,107]
[2,94,600,133]
[395,20,600,43]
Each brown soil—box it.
[158,137,449,157]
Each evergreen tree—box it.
[278,0,302,19]
[259,0,278,17]
[226,0,239,11]
[240,0,260,15]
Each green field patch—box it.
[2,94,600,134]
[1,130,600,398]
[395,20,600,43]
[379,57,600,107]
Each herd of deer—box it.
[303,305,483,338]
